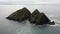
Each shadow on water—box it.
[37,25,51,30]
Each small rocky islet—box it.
[6,7,31,22]
[6,7,55,25]
[29,9,55,25]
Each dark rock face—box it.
[6,7,31,22]
[29,9,55,25]
[29,9,41,24]
[49,21,55,25]
[6,7,55,25]
[35,13,50,25]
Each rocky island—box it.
[6,7,31,22]
[6,7,55,25]
[28,9,55,25]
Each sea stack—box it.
[6,7,31,22]
[29,9,55,25]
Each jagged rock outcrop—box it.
[29,9,55,25]
[6,7,31,22]
[49,21,55,25]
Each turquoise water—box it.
[0,5,60,34]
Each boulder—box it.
[6,7,31,22]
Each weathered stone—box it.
[6,7,31,22]
[29,9,55,25]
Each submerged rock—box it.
[6,7,31,22]
[29,9,55,25]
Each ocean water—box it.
[0,5,60,34]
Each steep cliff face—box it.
[6,7,31,22]
[28,9,55,25]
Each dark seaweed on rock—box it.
[6,7,31,22]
